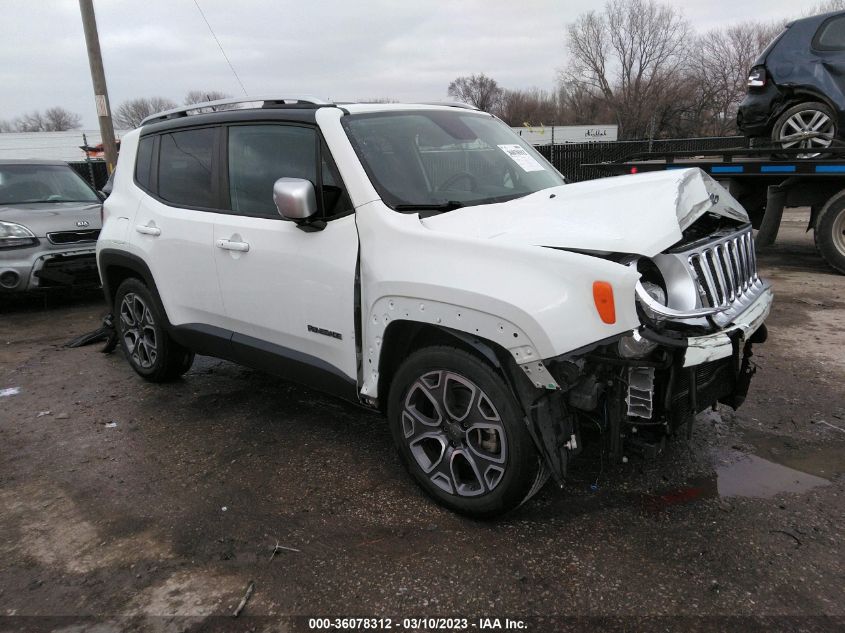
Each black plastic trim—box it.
[169,323,358,402]
[97,248,167,319]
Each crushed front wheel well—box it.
[376,321,513,412]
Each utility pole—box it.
[79,0,118,173]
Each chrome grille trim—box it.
[686,226,758,310]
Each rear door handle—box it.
[215,239,250,252]
[135,225,161,236]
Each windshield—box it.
[0,164,100,205]
[342,110,565,211]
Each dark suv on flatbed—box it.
[738,10,845,154]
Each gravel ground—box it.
[0,209,843,633]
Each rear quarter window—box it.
[135,136,154,191]
[814,15,845,50]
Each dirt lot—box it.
[1,209,844,632]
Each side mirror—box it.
[273,177,317,221]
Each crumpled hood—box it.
[420,168,748,257]
[0,202,102,237]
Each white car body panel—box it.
[420,168,748,257]
[354,199,643,394]
[211,212,359,380]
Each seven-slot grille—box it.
[688,227,758,309]
[47,229,100,245]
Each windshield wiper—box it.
[392,201,464,213]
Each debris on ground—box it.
[104,421,117,428]
[36,411,51,417]
[232,580,255,617]
[269,542,300,561]
[64,313,117,353]
[770,529,802,548]
[0,387,20,397]
[818,420,845,434]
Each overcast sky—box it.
[0,0,821,128]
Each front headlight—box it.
[0,221,38,249]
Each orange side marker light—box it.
[592,281,616,324]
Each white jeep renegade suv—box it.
[97,97,772,517]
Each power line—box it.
[192,0,248,97]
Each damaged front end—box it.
[525,211,772,483]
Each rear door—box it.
[130,127,226,328]
[211,122,359,387]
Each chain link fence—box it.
[68,160,110,191]
[536,136,750,182]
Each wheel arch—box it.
[361,296,559,406]
[771,90,840,130]
[98,248,172,328]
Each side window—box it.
[815,15,845,50]
[158,128,215,208]
[135,136,154,191]
[228,125,317,217]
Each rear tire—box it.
[815,191,845,274]
[114,278,194,382]
[387,346,547,518]
[771,102,836,158]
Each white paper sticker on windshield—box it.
[497,144,545,172]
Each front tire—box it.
[387,346,547,518]
[114,278,194,382]
[815,191,845,274]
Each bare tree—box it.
[447,74,503,113]
[113,97,178,129]
[43,107,82,131]
[804,0,845,14]
[14,110,46,132]
[556,82,616,126]
[689,21,784,136]
[497,88,559,127]
[184,90,231,105]
[0,119,13,133]
[564,0,690,138]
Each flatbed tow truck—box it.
[589,145,845,274]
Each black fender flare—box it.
[98,248,172,329]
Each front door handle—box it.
[215,239,250,252]
[135,224,161,236]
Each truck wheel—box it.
[772,102,836,158]
[114,278,194,382]
[387,346,547,518]
[815,191,845,274]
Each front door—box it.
[212,123,359,387]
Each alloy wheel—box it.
[119,293,158,369]
[401,370,508,497]
[778,109,835,158]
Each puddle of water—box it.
[647,450,832,509]
[714,450,831,499]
